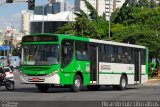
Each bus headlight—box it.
[48,70,58,76]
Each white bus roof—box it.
[90,39,146,49]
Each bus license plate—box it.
[32,78,39,81]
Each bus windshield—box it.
[22,44,59,65]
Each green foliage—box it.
[56,23,76,35]
[56,0,108,39]
[137,0,150,7]
[82,0,99,20]
[111,0,160,59]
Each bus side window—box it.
[127,48,132,64]
[75,41,89,61]
[61,40,74,68]
[99,44,106,62]
[107,45,115,63]
[117,46,123,63]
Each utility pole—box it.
[42,4,45,33]
[96,0,98,14]
[148,0,150,9]
[108,0,111,38]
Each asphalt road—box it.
[0,69,160,107]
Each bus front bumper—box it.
[20,74,60,84]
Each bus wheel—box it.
[71,75,82,92]
[37,84,49,92]
[118,75,127,90]
[87,85,101,91]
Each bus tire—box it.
[118,75,127,90]
[71,75,82,92]
[87,85,101,91]
[37,84,49,92]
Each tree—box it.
[111,0,160,65]
[56,23,76,35]
[56,0,108,39]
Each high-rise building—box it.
[104,0,126,20]
[21,10,31,34]
[57,0,65,12]
[116,0,126,9]
[74,0,97,14]
[34,5,44,15]
[34,0,66,15]
[34,4,55,15]
[74,0,126,20]
[48,0,57,3]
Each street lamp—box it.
[42,4,45,33]
[42,3,48,33]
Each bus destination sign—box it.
[22,35,58,42]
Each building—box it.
[34,5,44,15]
[48,0,57,3]
[115,0,126,9]
[34,0,66,15]
[53,2,61,14]
[34,4,56,15]
[29,0,68,34]
[75,0,97,14]
[74,0,126,20]
[30,11,77,33]
[21,10,31,34]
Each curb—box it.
[148,79,160,81]
[142,83,160,86]
[142,79,160,86]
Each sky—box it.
[0,0,74,31]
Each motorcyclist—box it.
[0,67,5,83]
[0,67,14,91]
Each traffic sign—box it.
[0,46,10,50]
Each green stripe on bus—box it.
[99,72,134,75]
[146,47,149,75]
[99,72,147,75]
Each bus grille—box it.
[23,67,51,71]
[26,74,47,76]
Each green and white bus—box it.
[20,34,148,92]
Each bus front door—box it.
[90,45,98,84]
[134,49,141,84]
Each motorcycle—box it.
[0,73,15,91]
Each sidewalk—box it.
[142,78,160,86]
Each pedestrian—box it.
[13,59,17,69]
